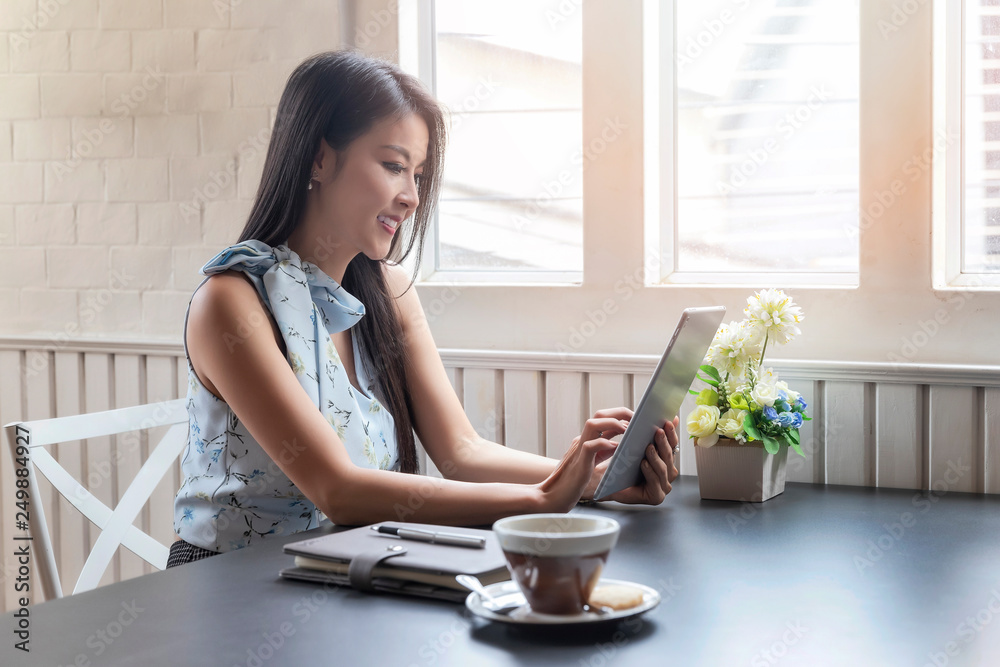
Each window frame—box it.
[376,0,1000,366]
[932,0,1000,289]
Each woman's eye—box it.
[383,162,405,174]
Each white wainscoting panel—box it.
[503,370,544,456]
[824,381,871,487]
[544,372,586,460]
[987,388,1000,494]
[875,382,922,490]
[929,386,980,493]
[2,337,1000,615]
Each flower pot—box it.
[694,438,788,502]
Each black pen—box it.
[372,525,486,549]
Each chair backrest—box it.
[4,399,189,599]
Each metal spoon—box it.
[455,574,523,615]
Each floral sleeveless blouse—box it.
[173,241,399,553]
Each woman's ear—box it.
[312,138,337,181]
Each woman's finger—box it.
[664,417,680,450]
[646,443,669,491]
[639,455,667,504]
[579,416,630,444]
[591,407,634,422]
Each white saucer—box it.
[465,578,660,625]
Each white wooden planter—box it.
[694,439,789,502]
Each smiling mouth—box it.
[377,215,399,230]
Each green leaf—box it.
[790,441,805,457]
[743,414,761,441]
[787,428,800,444]
[762,435,780,455]
[689,389,700,395]
[699,365,721,382]
[697,374,720,388]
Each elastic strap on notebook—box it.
[348,547,408,592]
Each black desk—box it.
[6,477,1000,666]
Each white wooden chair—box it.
[3,399,189,599]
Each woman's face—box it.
[317,112,429,262]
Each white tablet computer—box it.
[593,306,726,500]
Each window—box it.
[649,0,860,285]
[401,0,584,283]
[388,0,1000,363]
[934,0,1000,287]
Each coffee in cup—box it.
[492,514,620,615]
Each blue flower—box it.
[797,397,808,411]
[778,412,803,428]
[181,508,194,523]
[763,406,779,422]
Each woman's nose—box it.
[398,178,419,210]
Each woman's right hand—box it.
[535,408,631,512]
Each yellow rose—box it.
[687,405,720,439]
[718,409,747,439]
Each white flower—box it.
[775,380,799,402]
[757,366,777,385]
[707,320,759,376]
[687,405,720,438]
[750,381,778,407]
[744,289,804,345]
[695,433,720,448]
[718,409,747,439]
[723,375,746,397]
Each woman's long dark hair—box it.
[237,50,446,475]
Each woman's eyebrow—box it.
[381,144,426,167]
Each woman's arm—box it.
[384,265,564,484]
[384,265,680,501]
[187,271,616,525]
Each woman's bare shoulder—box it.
[187,270,283,397]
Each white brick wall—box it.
[0,1,349,339]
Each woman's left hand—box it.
[582,415,680,505]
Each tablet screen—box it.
[593,306,726,500]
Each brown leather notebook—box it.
[280,521,510,602]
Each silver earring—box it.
[308,171,318,190]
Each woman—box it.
[169,50,679,567]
